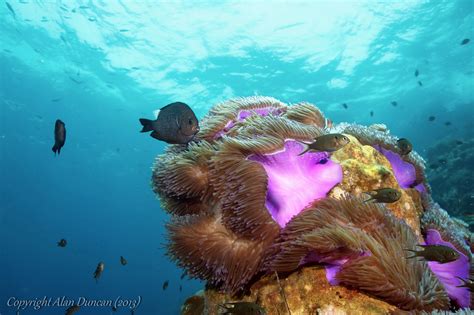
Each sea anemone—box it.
[155,97,341,293]
[149,96,472,312]
[269,196,449,312]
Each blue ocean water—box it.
[0,1,473,314]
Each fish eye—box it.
[188,118,193,125]
[335,135,339,139]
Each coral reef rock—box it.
[149,97,473,314]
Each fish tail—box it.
[139,118,154,132]
[363,197,374,203]
[296,140,310,156]
[404,249,419,259]
[52,144,58,155]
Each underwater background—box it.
[0,1,473,314]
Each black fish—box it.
[69,76,83,84]
[461,38,470,45]
[139,102,199,144]
[391,101,397,106]
[445,121,451,126]
[406,244,459,264]
[397,138,412,155]
[370,111,374,117]
[52,119,66,155]
[414,69,419,77]
[342,103,348,109]
[93,262,104,283]
[418,81,423,87]
[455,140,463,145]
[162,280,169,290]
[120,256,127,265]
[51,98,61,102]
[6,2,16,19]
[218,302,266,315]
[364,188,401,203]
[65,305,80,315]
[428,116,435,122]
[456,277,474,292]
[57,239,67,247]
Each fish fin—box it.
[52,144,57,154]
[153,109,160,118]
[363,197,374,203]
[150,131,161,140]
[57,147,61,155]
[139,118,154,132]
[296,140,310,156]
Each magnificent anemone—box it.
[269,196,449,312]
[154,96,342,293]
[150,96,472,311]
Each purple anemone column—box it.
[373,145,426,193]
[248,140,343,227]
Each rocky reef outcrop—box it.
[150,97,472,314]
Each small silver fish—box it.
[298,133,350,155]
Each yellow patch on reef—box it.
[331,135,398,193]
[329,134,421,235]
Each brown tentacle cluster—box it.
[269,196,449,311]
[283,101,326,128]
[196,96,288,142]
[166,213,274,293]
[155,97,330,293]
